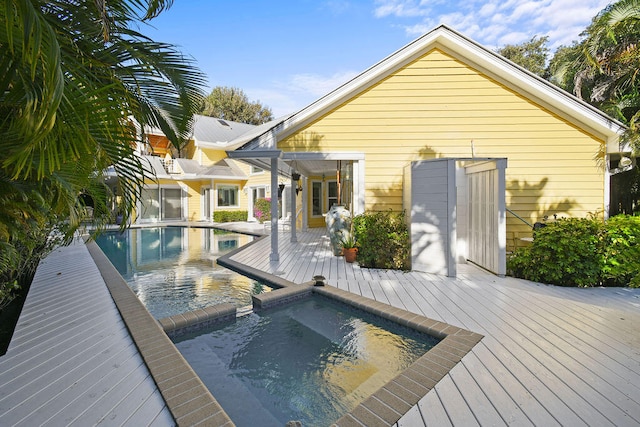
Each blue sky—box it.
[145,0,611,117]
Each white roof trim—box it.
[282,152,366,161]
[233,25,625,152]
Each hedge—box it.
[507,215,640,287]
[213,210,248,223]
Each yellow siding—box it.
[184,182,202,221]
[199,147,227,164]
[183,140,196,160]
[279,48,605,243]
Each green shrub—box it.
[507,215,640,287]
[213,210,248,223]
[601,215,640,287]
[353,210,410,270]
[253,198,271,223]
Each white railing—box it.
[159,158,180,174]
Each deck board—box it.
[0,240,173,427]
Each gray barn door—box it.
[465,160,507,275]
[405,159,457,277]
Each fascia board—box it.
[282,152,366,161]
[226,149,283,159]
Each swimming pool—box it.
[173,295,440,427]
[95,227,271,318]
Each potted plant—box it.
[340,235,358,263]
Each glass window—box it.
[218,185,239,207]
[140,187,159,220]
[161,188,183,220]
[250,166,264,174]
[327,181,338,208]
[312,181,322,216]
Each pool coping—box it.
[218,239,484,426]
[85,239,234,427]
[89,232,483,427]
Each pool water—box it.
[95,227,271,318]
[173,296,439,426]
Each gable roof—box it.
[190,115,256,146]
[141,114,256,146]
[230,24,626,153]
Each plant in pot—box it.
[340,235,358,263]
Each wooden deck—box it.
[0,239,174,426]
[2,224,639,426]
[229,228,640,426]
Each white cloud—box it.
[374,0,431,18]
[478,3,498,18]
[249,71,360,117]
[249,0,613,117]
[322,1,353,15]
[380,0,611,50]
[286,71,361,97]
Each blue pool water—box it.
[95,227,271,318]
[173,296,439,427]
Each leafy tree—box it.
[0,0,205,309]
[551,0,640,148]
[202,86,274,124]
[496,35,550,78]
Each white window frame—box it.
[138,185,186,223]
[250,165,265,175]
[201,186,213,221]
[160,186,185,220]
[216,184,240,208]
[248,186,268,221]
[311,180,323,218]
[326,180,338,210]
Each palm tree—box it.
[552,0,640,148]
[0,0,206,303]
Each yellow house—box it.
[226,25,629,275]
[127,115,281,224]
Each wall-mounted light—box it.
[620,156,632,167]
[278,183,285,198]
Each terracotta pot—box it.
[343,247,358,263]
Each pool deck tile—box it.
[347,404,390,426]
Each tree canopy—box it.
[0,0,205,308]
[201,86,274,125]
[550,0,640,149]
[497,35,551,78]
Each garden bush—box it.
[213,210,248,223]
[507,215,640,287]
[601,215,640,287]
[353,210,410,270]
[253,198,272,223]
